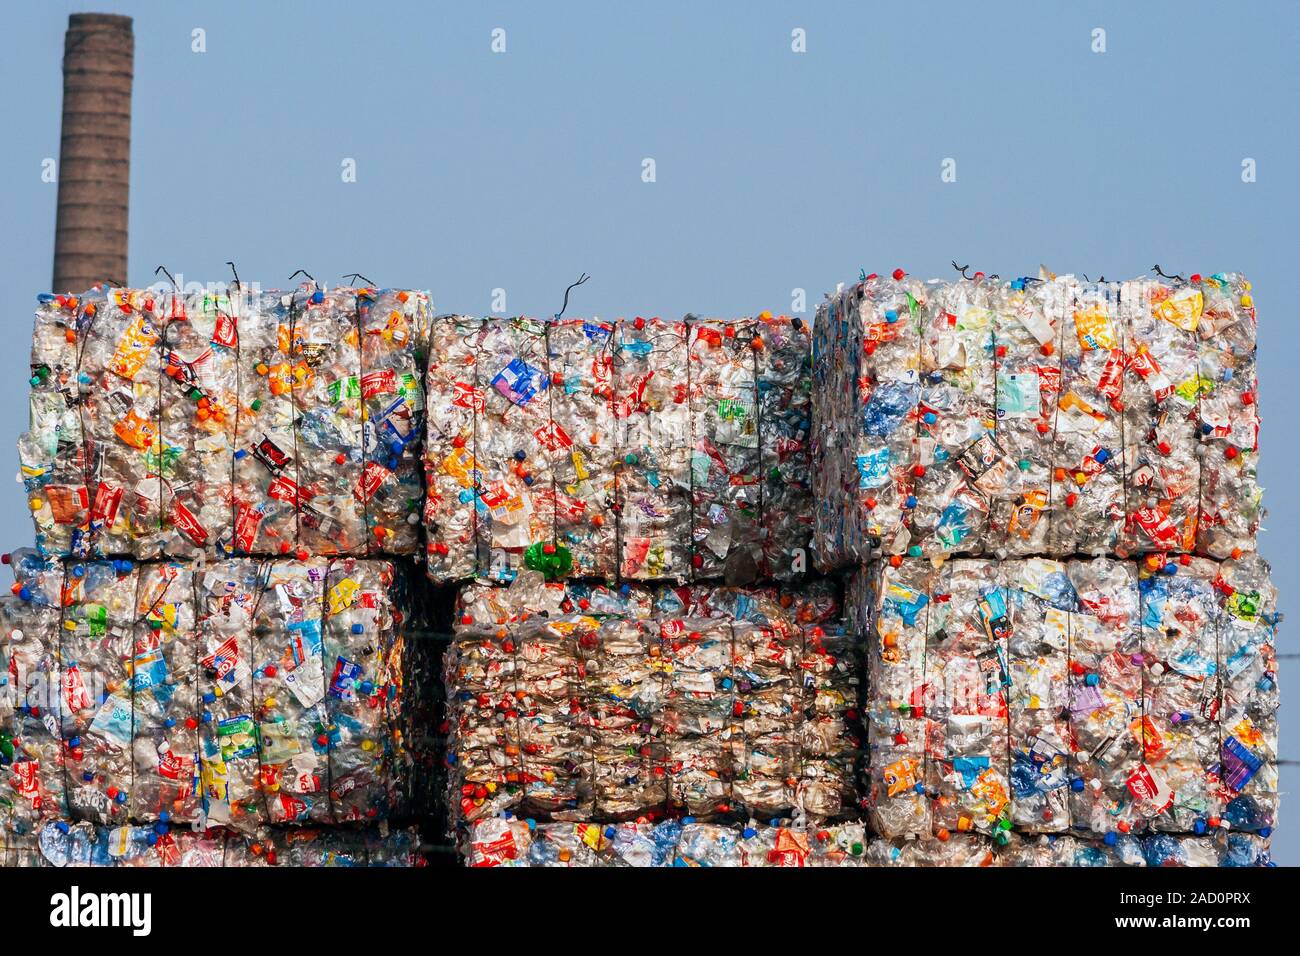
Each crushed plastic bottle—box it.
[21,285,430,561]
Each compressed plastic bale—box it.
[579,616,667,820]
[23,292,99,557]
[659,616,734,817]
[289,288,368,556]
[854,276,927,558]
[909,281,997,556]
[515,615,589,819]
[688,318,761,579]
[600,819,684,866]
[36,822,227,867]
[1220,832,1272,867]
[195,558,264,831]
[1120,280,1202,554]
[1064,557,1144,835]
[444,619,520,826]
[1196,274,1263,558]
[446,576,850,831]
[673,821,744,866]
[475,318,554,579]
[1050,281,1127,554]
[1,556,67,825]
[867,833,1000,867]
[1216,553,1278,834]
[730,621,799,816]
[863,559,931,837]
[756,314,813,580]
[0,829,44,867]
[1141,832,1221,867]
[616,318,692,580]
[28,283,427,561]
[522,822,624,866]
[233,292,302,556]
[156,292,239,559]
[465,815,534,866]
[989,279,1065,555]
[128,561,201,824]
[423,315,485,577]
[796,621,862,820]
[26,821,420,867]
[925,559,1011,841]
[809,290,854,569]
[1137,555,1222,833]
[460,818,875,868]
[546,319,619,577]
[1006,559,1074,832]
[60,560,139,823]
[246,560,331,826]
[357,289,431,553]
[1000,832,1146,867]
[82,290,168,557]
[321,559,404,822]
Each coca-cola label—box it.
[169,498,209,545]
[212,312,238,347]
[253,436,290,473]
[1125,762,1174,812]
[234,502,264,552]
[90,482,123,526]
[353,461,391,503]
[361,368,398,399]
[267,475,311,507]
[1096,348,1128,399]
[451,381,486,413]
[202,636,241,682]
[1132,506,1180,548]
[533,421,573,451]
[157,748,194,781]
[1129,348,1174,402]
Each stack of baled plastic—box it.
[444,572,861,844]
[423,314,812,584]
[462,817,1269,867]
[815,269,1275,866]
[21,285,430,560]
[811,271,1262,565]
[0,547,422,866]
[7,822,422,867]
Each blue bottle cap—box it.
[351,623,364,634]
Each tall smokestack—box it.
[53,12,133,294]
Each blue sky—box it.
[2,0,1296,862]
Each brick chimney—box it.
[53,12,133,294]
